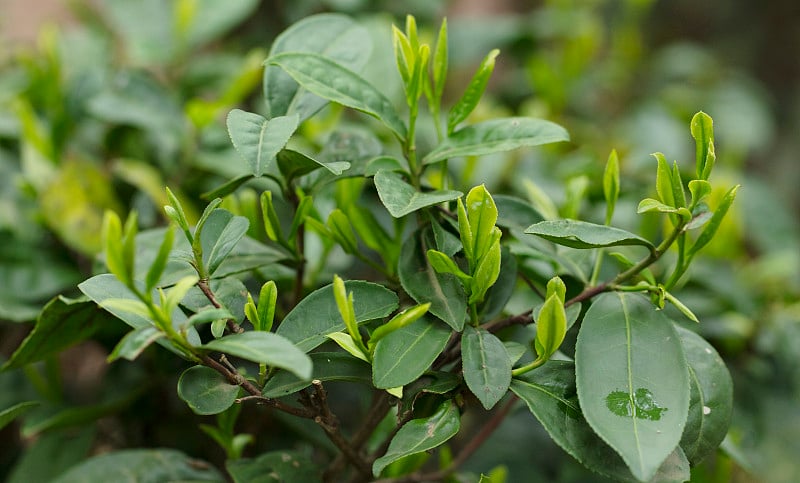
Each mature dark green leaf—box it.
[6,427,94,483]
[227,110,298,178]
[372,316,451,389]
[525,220,654,251]
[265,13,372,121]
[511,361,647,482]
[372,402,460,476]
[108,326,164,362]
[266,52,407,140]
[494,194,544,230]
[676,326,733,464]
[277,149,349,180]
[374,170,462,218]
[399,229,467,331]
[462,326,511,409]
[227,450,320,483]
[177,366,239,415]
[204,332,311,380]
[575,293,690,482]
[0,401,39,431]
[2,296,114,371]
[424,117,568,164]
[262,352,372,398]
[277,281,398,352]
[51,449,223,483]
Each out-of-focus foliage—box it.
[0,0,797,482]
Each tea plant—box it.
[3,13,737,482]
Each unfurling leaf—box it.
[369,303,431,351]
[690,111,715,180]
[688,185,740,259]
[534,293,567,362]
[603,149,620,225]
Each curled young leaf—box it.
[690,111,715,180]
[603,149,620,225]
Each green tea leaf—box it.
[227,451,320,483]
[327,209,358,253]
[203,332,312,380]
[511,361,664,482]
[145,225,174,290]
[227,109,298,178]
[676,326,733,464]
[185,308,235,328]
[462,326,511,409]
[604,149,620,224]
[534,294,567,361]
[204,211,249,276]
[654,153,675,208]
[277,148,349,179]
[424,117,569,165]
[369,303,431,350]
[255,281,277,332]
[688,185,740,259]
[374,170,462,218]
[266,52,407,141]
[575,293,690,482]
[447,49,499,134]
[399,229,467,331]
[690,112,714,180]
[372,316,450,389]
[262,352,372,398]
[0,401,39,431]
[79,275,200,353]
[102,211,128,284]
[326,332,369,363]
[108,326,164,362]
[177,365,239,415]
[431,18,448,101]
[51,449,222,483]
[688,180,712,209]
[493,194,545,230]
[265,13,372,122]
[470,236,501,304]
[525,220,654,251]
[426,250,471,285]
[372,402,460,476]
[3,296,113,371]
[277,281,398,352]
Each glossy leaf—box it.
[3,296,113,370]
[51,449,222,483]
[372,402,460,476]
[266,52,407,140]
[424,117,568,165]
[372,316,450,389]
[227,451,320,483]
[262,352,372,398]
[374,170,462,218]
[511,361,649,482]
[688,180,712,209]
[399,229,467,331]
[185,308,235,328]
[525,220,654,251]
[369,303,431,350]
[0,401,39,431]
[691,112,715,180]
[447,49,499,133]
[177,365,239,415]
[462,326,511,409]
[203,332,312,380]
[676,326,733,464]
[493,194,544,229]
[108,326,164,362]
[654,153,675,208]
[575,293,690,482]
[227,109,298,178]
[276,281,398,352]
[264,13,372,121]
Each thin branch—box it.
[197,279,243,333]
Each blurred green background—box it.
[1,1,797,482]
